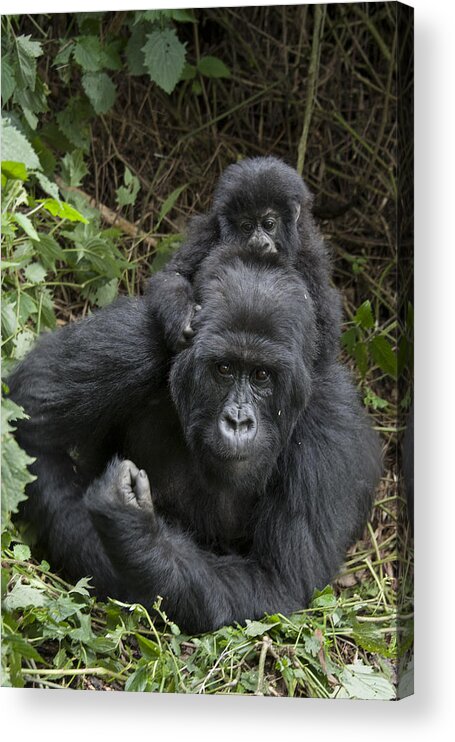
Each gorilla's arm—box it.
[7,297,164,454]
[7,298,166,596]
[22,453,122,599]
[86,460,301,634]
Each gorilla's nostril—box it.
[238,416,255,433]
[223,412,238,432]
[220,405,257,444]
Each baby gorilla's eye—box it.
[252,368,270,384]
[216,362,232,377]
[241,221,255,235]
[262,218,276,232]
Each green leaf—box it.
[198,56,231,79]
[363,388,388,410]
[244,619,280,637]
[1,119,42,171]
[13,544,31,561]
[1,302,18,341]
[180,63,197,81]
[61,150,89,187]
[1,59,16,104]
[135,10,173,24]
[1,162,28,181]
[32,234,65,271]
[68,613,94,644]
[82,71,117,114]
[93,279,119,307]
[3,633,45,663]
[24,262,46,284]
[369,335,397,378]
[14,329,36,360]
[14,77,48,119]
[101,41,123,71]
[310,585,337,609]
[1,398,35,525]
[56,97,92,150]
[303,632,323,657]
[15,35,42,91]
[156,183,188,228]
[10,290,38,324]
[38,198,89,223]
[34,172,60,200]
[37,287,57,329]
[13,213,40,241]
[150,235,183,272]
[76,12,104,34]
[125,661,151,692]
[142,29,187,94]
[239,669,259,692]
[53,41,75,67]
[340,327,358,355]
[116,167,140,208]
[73,35,103,72]
[135,633,161,660]
[170,9,197,23]
[353,300,374,330]
[354,340,368,377]
[339,661,395,700]
[125,24,148,76]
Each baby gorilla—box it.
[146,156,341,368]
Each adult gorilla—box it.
[7,251,381,634]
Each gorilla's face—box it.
[170,340,306,493]
[169,259,316,493]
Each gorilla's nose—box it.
[219,404,257,446]
[248,236,275,253]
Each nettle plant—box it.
[1,11,231,346]
[2,11,230,153]
[341,300,398,411]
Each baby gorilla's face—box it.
[218,199,301,261]
[234,210,281,253]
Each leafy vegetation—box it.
[1,6,413,698]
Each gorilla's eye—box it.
[241,221,254,235]
[216,362,232,377]
[252,368,270,384]
[263,218,276,232]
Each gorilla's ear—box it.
[296,178,314,217]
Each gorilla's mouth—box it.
[200,433,258,466]
[213,451,250,463]
[206,444,252,464]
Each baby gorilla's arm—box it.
[145,271,199,351]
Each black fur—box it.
[7,250,381,634]
[146,156,342,368]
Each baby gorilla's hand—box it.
[176,302,202,349]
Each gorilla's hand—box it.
[113,459,154,514]
[85,457,156,527]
